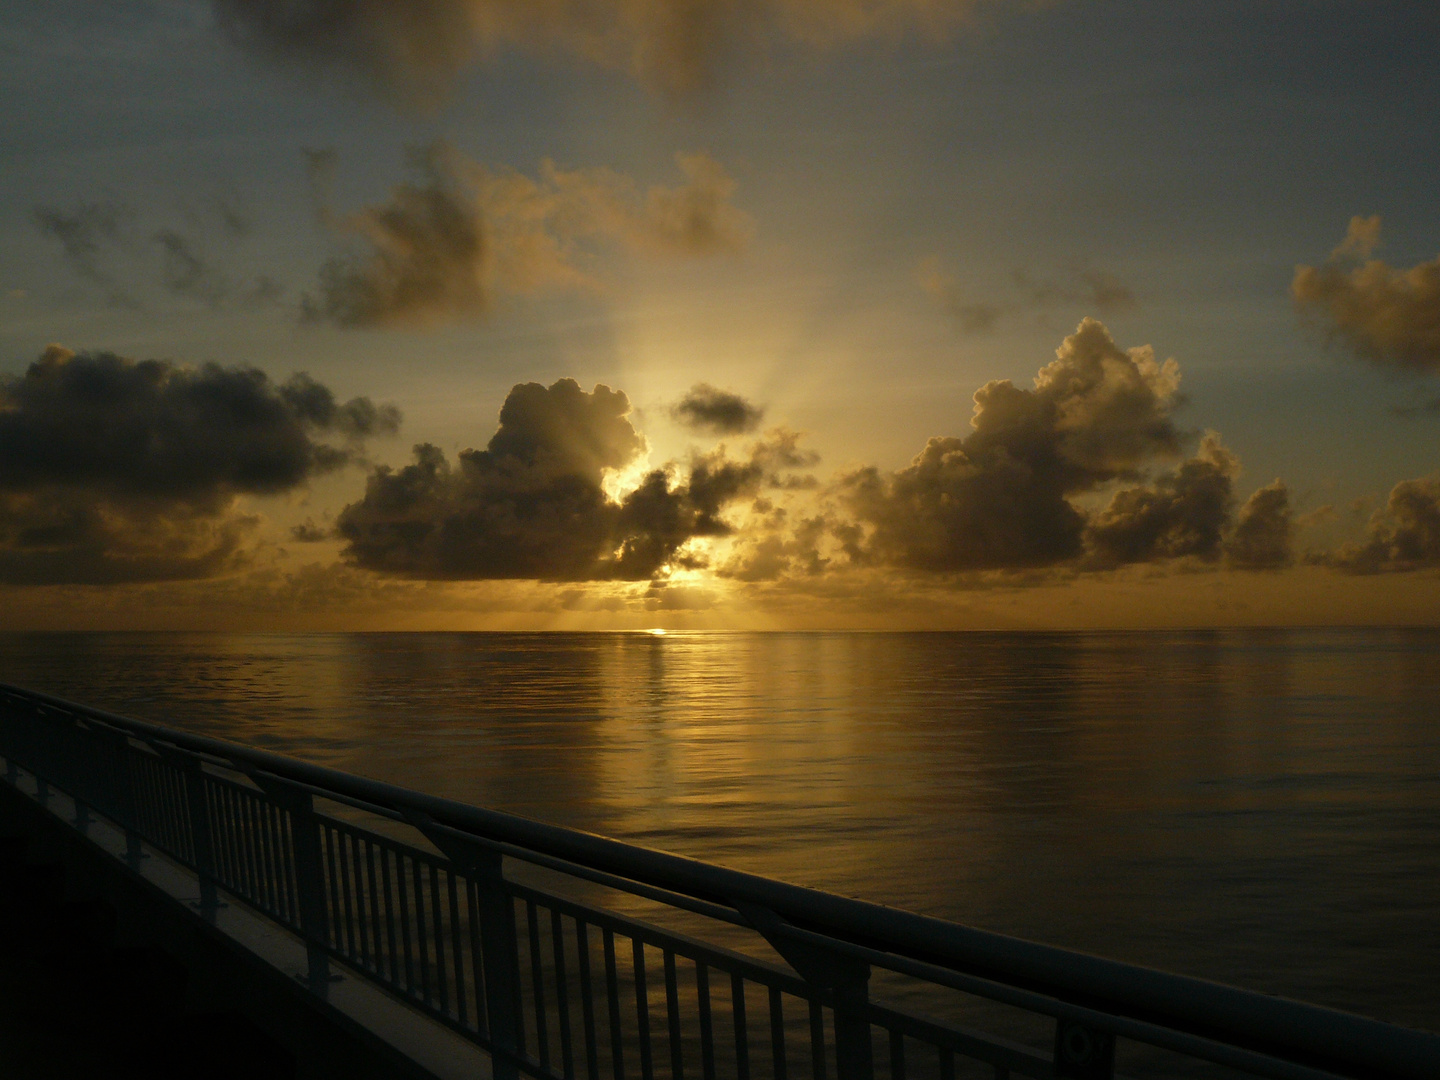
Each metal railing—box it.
[0,681,1436,1080]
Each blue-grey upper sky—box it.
[2,0,1438,628]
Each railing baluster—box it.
[367,838,386,978]
[528,899,550,1072]
[634,937,654,1080]
[430,860,448,1015]
[447,868,466,1024]
[339,826,358,959]
[603,928,624,1080]
[809,1000,827,1080]
[732,973,750,1080]
[413,857,432,1004]
[937,1047,954,1080]
[551,908,574,1079]
[397,853,416,994]
[664,949,684,1080]
[466,877,488,1032]
[889,1031,905,1080]
[577,919,600,1080]
[382,845,400,986]
[696,962,716,1080]
[769,986,787,1080]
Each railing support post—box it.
[251,775,334,993]
[474,849,523,1080]
[408,818,522,1080]
[172,755,223,917]
[740,903,874,1080]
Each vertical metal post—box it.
[474,849,522,1080]
[177,756,222,916]
[740,904,874,1080]
[73,798,91,834]
[249,775,336,994]
[5,756,16,785]
[35,775,49,806]
[291,789,334,992]
[830,974,875,1080]
[409,817,524,1080]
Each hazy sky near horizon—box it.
[2,0,1438,629]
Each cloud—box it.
[1292,216,1440,375]
[33,202,126,284]
[1012,268,1135,313]
[336,378,802,580]
[306,143,751,328]
[1225,479,1295,570]
[1083,434,1238,568]
[212,0,993,103]
[672,383,765,434]
[920,257,1134,335]
[843,318,1183,571]
[1325,475,1440,574]
[0,345,398,584]
[154,228,227,305]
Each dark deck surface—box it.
[0,837,292,1080]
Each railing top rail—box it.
[2,680,1436,1080]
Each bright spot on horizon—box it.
[645,628,667,636]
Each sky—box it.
[1,0,1438,630]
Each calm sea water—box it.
[1,629,1436,1035]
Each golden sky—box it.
[1,1,1438,629]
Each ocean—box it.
[0,628,1436,1036]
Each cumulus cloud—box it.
[1324,475,1440,574]
[1293,216,1440,375]
[1084,434,1238,568]
[0,345,398,584]
[1225,479,1294,570]
[843,318,1183,571]
[336,378,805,580]
[672,383,765,434]
[306,143,751,328]
[212,0,992,103]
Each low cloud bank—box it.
[0,346,397,584]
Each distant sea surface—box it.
[1,629,1436,1033]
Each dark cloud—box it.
[0,345,398,584]
[154,229,227,305]
[1225,479,1295,570]
[672,383,765,434]
[336,378,798,580]
[1084,435,1237,568]
[33,202,126,284]
[212,0,993,103]
[306,144,751,328]
[844,319,1183,571]
[1324,475,1440,574]
[1293,216,1440,376]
